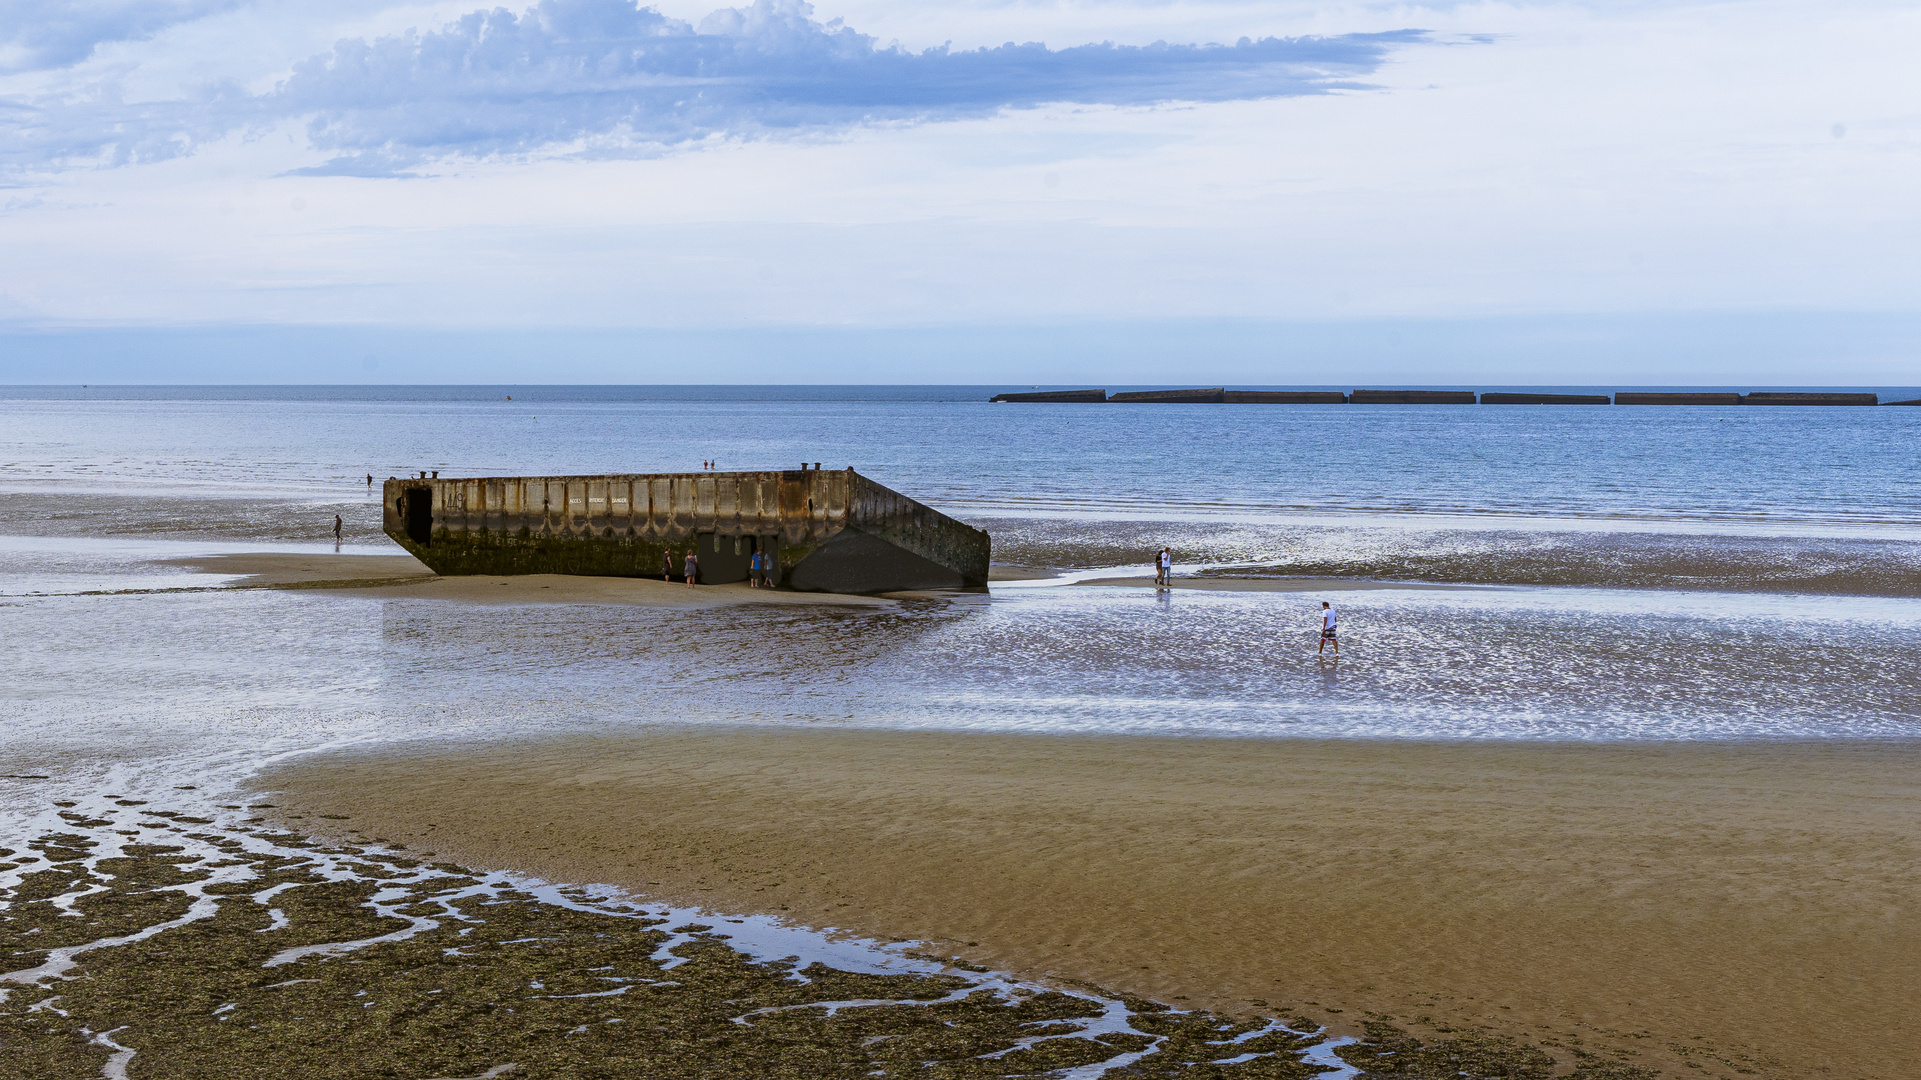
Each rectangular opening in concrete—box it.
[404,488,433,546]
[695,532,754,584]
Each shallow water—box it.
[8,576,1919,749]
[0,385,1902,1076]
[4,386,1919,752]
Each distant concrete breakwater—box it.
[991,389,1913,405]
[383,468,989,593]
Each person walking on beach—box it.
[661,548,674,582]
[1155,547,1172,587]
[365,473,373,489]
[1318,601,1339,656]
[748,548,764,588]
[683,548,699,587]
[333,514,343,543]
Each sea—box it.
[5,383,1921,758]
[2,384,1916,1075]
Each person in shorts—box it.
[661,548,674,582]
[748,549,764,588]
[1318,601,1339,655]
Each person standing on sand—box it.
[661,548,674,582]
[684,548,698,587]
[1155,547,1172,587]
[333,514,343,543]
[365,473,373,489]
[1318,601,1339,656]
[748,548,763,588]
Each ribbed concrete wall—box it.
[382,468,988,592]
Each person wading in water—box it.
[1318,601,1339,656]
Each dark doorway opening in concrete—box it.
[404,488,433,546]
[695,532,755,584]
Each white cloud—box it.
[0,0,1916,383]
[0,0,241,73]
[1,0,1424,175]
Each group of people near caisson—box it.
[658,546,774,588]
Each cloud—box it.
[2,0,1426,174]
[0,0,241,73]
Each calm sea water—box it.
[3,385,1919,762]
[5,384,1920,527]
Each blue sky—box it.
[1,0,1917,383]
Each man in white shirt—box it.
[1318,601,1339,655]
[1155,547,1172,587]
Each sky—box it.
[1,0,1917,383]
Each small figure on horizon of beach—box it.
[365,473,372,489]
[684,548,698,587]
[1319,601,1339,656]
[333,514,343,543]
[661,548,674,582]
[1155,547,1172,587]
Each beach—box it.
[256,727,1921,1080]
[5,387,1921,1079]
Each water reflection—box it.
[7,554,1921,750]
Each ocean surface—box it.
[4,384,1920,775]
[1,385,1916,1073]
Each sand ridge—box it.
[258,729,1921,1080]
[161,552,892,608]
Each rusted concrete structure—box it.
[991,386,1890,406]
[383,468,989,593]
[990,389,1106,403]
[1110,388,1226,403]
[1740,392,1878,406]
[1224,390,1347,403]
[1482,393,1610,405]
[1351,389,1478,404]
[1614,392,1740,405]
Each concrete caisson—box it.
[382,469,989,593]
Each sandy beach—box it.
[257,728,1921,1080]
[162,552,892,608]
[1076,574,1482,592]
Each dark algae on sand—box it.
[0,793,1658,1080]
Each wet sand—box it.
[161,551,434,586]
[259,729,1921,1080]
[163,552,889,608]
[1080,575,1480,592]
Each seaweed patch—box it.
[0,792,1358,1079]
[0,791,1669,1079]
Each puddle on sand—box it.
[0,788,1369,1080]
